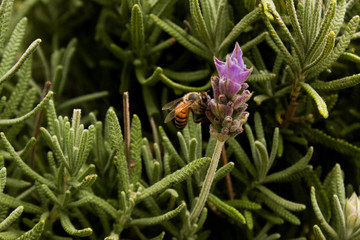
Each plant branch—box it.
[281,73,304,128]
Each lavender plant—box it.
[0,0,360,239]
[257,0,360,156]
[310,164,360,240]
[189,42,253,224]
[157,114,255,239]
[0,167,45,240]
[227,113,312,232]
[0,0,52,238]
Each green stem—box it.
[190,139,224,223]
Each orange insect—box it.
[162,92,210,129]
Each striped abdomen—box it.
[175,106,190,129]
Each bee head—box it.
[200,92,209,104]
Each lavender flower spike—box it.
[190,43,253,222]
[207,42,253,141]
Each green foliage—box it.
[0,0,359,239]
[0,167,45,239]
[256,0,360,129]
[309,164,360,240]
[227,114,311,231]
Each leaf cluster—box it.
[309,164,360,240]
[225,113,312,237]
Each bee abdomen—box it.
[175,109,189,129]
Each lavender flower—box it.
[206,42,253,141]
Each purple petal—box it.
[230,42,246,69]
[229,67,253,85]
[214,43,252,86]
[214,56,227,77]
[219,76,227,95]
[226,79,242,98]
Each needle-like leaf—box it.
[299,82,328,119]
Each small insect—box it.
[162,91,210,129]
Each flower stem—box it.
[190,139,225,223]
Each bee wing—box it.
[164,109,177,123]
[162,97,183,110]
[164,101,193,123]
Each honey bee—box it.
[162,92,210,129]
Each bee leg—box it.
[193,114,209,123]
